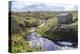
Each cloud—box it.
[46,3,77,11]
[64,5,78,11]
[10,1,78,12]
[11,1,25,11]
[11,1,36,11]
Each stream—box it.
[26,32,77,51]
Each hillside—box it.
[9,11,78,52]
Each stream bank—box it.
[26,32,77,51]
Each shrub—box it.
[11,34,34,53]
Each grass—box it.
[10,11,78,53]
[11,34,30,53]
[36,17,57,36]
[11,33,42,53]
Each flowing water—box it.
[26,32,77,51]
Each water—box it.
[26,32,76,51]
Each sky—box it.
[9,1,78,12]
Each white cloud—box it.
[44,3,77,11]
[63,5,77,11]
[10,1,78,11]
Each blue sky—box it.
[9,1,78,12]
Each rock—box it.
[57,41,73,46]
[26,32,76,51]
